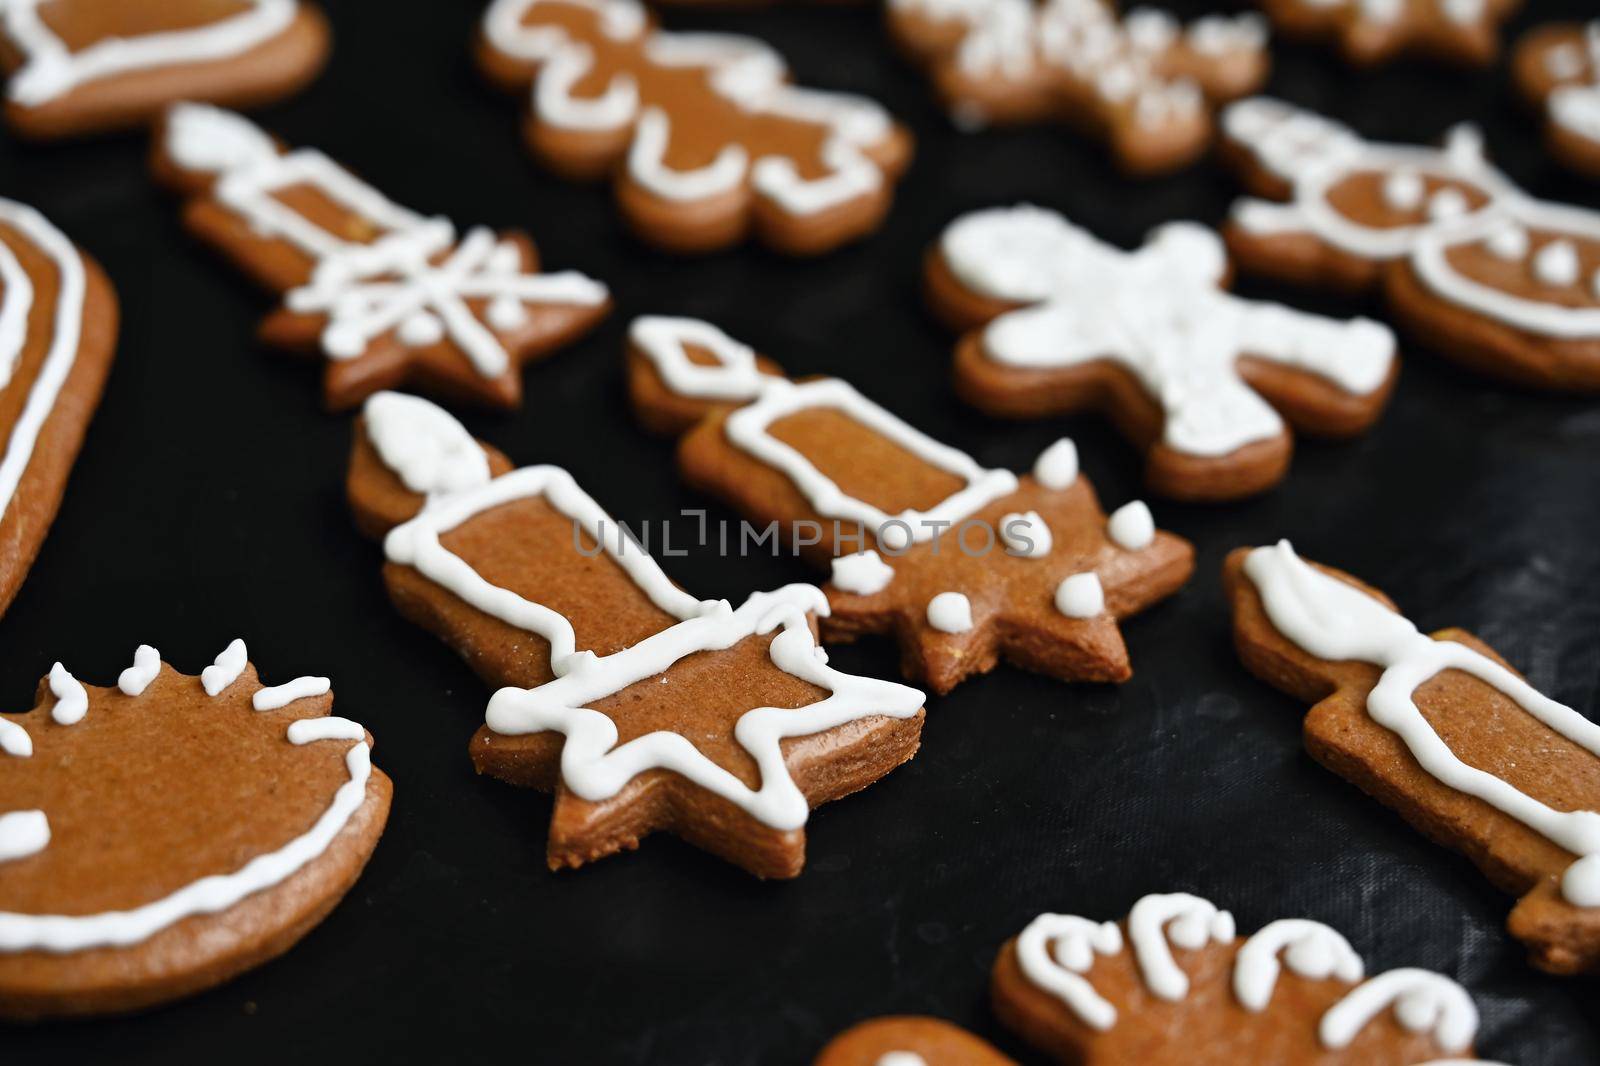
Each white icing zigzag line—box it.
[202,638,249,696]
[1127,892,1236,1002]
[1244,540,1600,908]
[1,0,296,107]
[1234,919,1363,1012]
[484,584,924,831]
[1015,912,1125,1031]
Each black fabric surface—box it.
[3,0,1599,1062]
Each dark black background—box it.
[3,0,1599,1062]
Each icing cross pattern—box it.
[0,643,370,953]
[157,103,609,409]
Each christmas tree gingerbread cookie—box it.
[0,645,390,1018]
[346,391,926,879]
[151,103,611,410]
[1512,21,1600,177]
[1226,541,1600,976]
[625,316,1194,695]
[927,204,1399,501]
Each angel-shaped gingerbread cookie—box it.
[1513,21,1600,177]
[0,0,328,138]
[887,0,1267,175]
[992,891,1506,1062]
[1226,541,1600,976]
[1223,97,1600,393]
[346,391,925,879]
[150,103,610,410]
[625,316,1194,695]
[1256,0,1519,67]
[0,645,390,1018]
[928,204,1399,501]
[473,0,912,255]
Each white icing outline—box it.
[0,229,33,390]
[629,315,767,402]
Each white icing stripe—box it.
[117,645,161,697]
[0,200,87,531]
[1234,919,1363,1012]
[1319,969,1477,1052]
[383,465,716,674]
[1,0,296,107]
[1127,893,1235,1002]
[0,717,31,757]
[1014,912,1125,1032]
[483,584,923,830]
[362,392,491,497]
[252,676,331,711]
[0,738,372,953]
[1244,541,1600,908]
[287,717,366,744]
[202,638,249,696]
[0,232,33,390]
[48,663,86,726]
[0,810,49,863]
[629,316,767,402]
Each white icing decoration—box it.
[874,1054,926,1066]
[943,206,1395,458]
[1244,540,1600,907]
[287,717,366,744]
[1054,572,1104,618]
[202,638,249,696]
[384,465,719,674]
[1033,438,1079,490]
[252,676,331,711]
[363,392,491,497]
[1541,24,1600,152]
[1014,911,1125,1031]
[1319,969,1476,1052]
[1000,511,1051,557]
[1,0,296,107]
[1234,919,1364,1011]
[0,226,32,390]
[0,717,31,757]
[117,645,161,697]
[830,550,895,596]
[0,810,49,863]
[483,584,923,830]
[1484,222,1528,260]
[48,663,86,726]
[629,316,767,401]
[1107,500,1154,550]
[1383,171,1424,212]
[1533,239,1581,287]
[1427,188,1469,221]
[1127,892,1235,1002]
[926,591,973,633]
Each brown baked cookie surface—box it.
[1512,21,1600,177]
[1221,97,1600,393]
[347,391,925,879]
[1225,542,1600,976]
[1256,0,1518,67]
[993,891,1494,1063]
[149,103,610,410]
[626,316,1194,695]
[0,0,329,138]
[474,0,912,255]
[0,646,390,1019]
[886,0,1267,176]
[814,1016,1015,1065]
[0,198,118,620]
[928,204,1398,502]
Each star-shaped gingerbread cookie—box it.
[150,103,611,410]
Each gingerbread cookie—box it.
[814,1016,1015,1065]
[1256,0,1518,67]
[151,103,610,410]
[0,197,118,620]
[626,316,1194,695]
[1226,541,1600,976]
[0,1,328,139]
[347,391,925,879]
[0,644,390,1018]
[1513,22,1600,177]
[929,204,1399,501]
[887,0,1267,175]
[1223,98,1600,392]
[473,0,912,255]
[993,891,1503,1063]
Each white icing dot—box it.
[878,522,914,553]
[48,663,87,726]
[1055,572,1105,618]
[324,323,367,358]
[398,310,445,347]
[1440,0,1483,25]
[927,592,974,634]
[202,639,249,696]
[1382,171,1424,212]
[830,550,895,595]
[875,1054,927,1066]
[1562,853,1600,907]
[1107,500,1155,551]
[1427,188,1470,221]
[117,644,161,697]
[0,810,49,863]
[1358,0,1402,22]
[1483,223,1529,261]
[1000,511,1052,558]
[487,295,529,331]
[1033,438,1080,490]
[1533,240,1581,287]
[0,717,32,758]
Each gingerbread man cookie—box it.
[993,891,1505,1063]
[1513,22,1600,178]
[928,204,1399,501]
[473,0,912,255]
[814,1016,1015,1065]
[1256,0,1518,67]
[0,0,328,139]
[887,0,1268,175]
[1223,98,1600,393]
[347,391,925,879]
[626,316,1194,695]
[0,644,390,1018]
[0,197,118,620]
[150,103,610,411]
[1226,541,1600,976]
